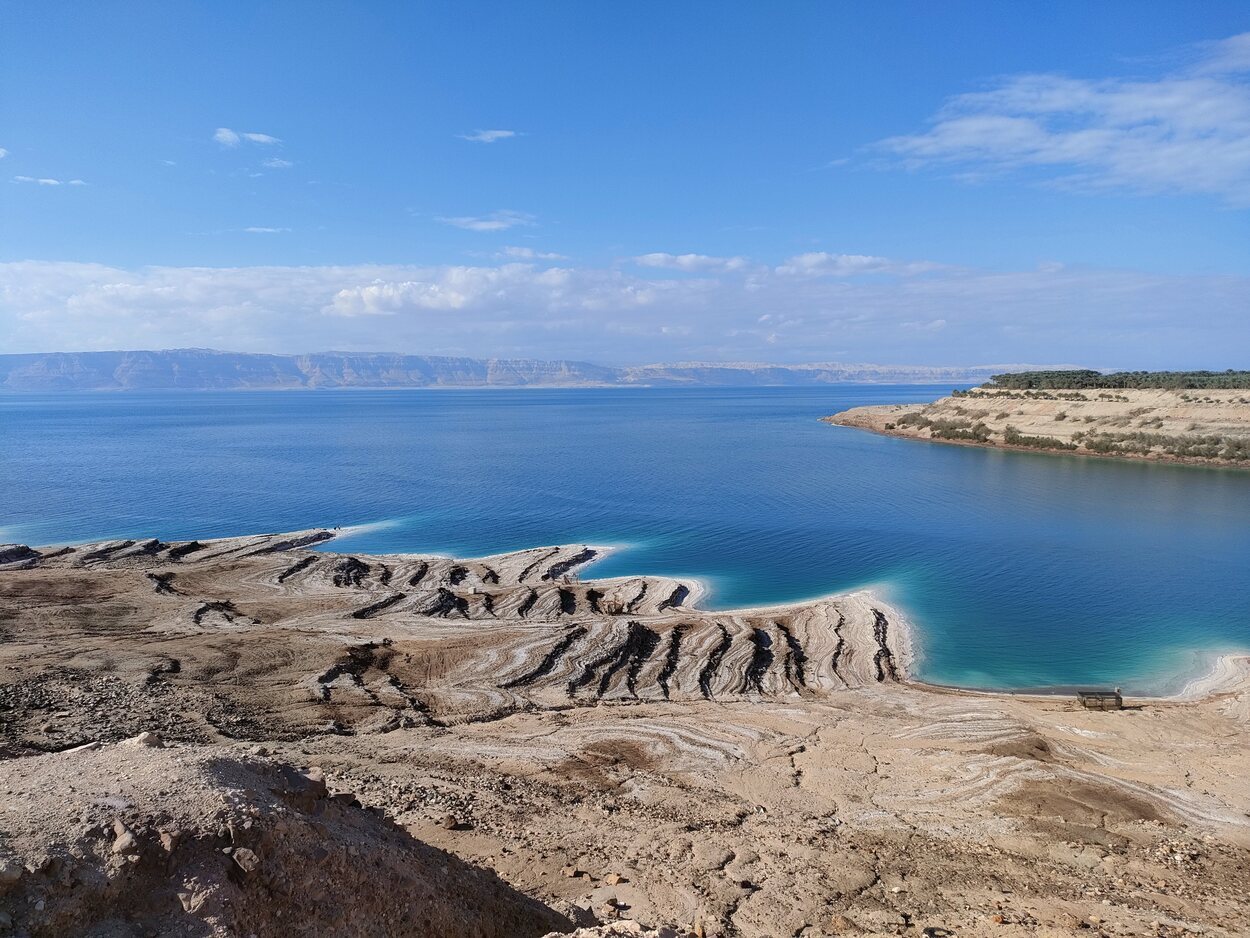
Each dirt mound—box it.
[0,737,568,937]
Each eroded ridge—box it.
[0,529,906,731]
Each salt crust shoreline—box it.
[392,537,1245,704]
[394,533,1250,704]
[28,524,1242,703]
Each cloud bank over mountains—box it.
[2,254,1244,367]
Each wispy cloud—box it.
[457,129,518,143]
[634,253,749,272]
[0,148,8,159]
[901,318,948,331]
[214,127,281,147]
[12,175,86,186]
[500,246,567,261]
[262,158,294,169]
[242,226,291,234]
[775,252,942,277]
[437,210,536,232]
[875,31,1250,206]
[1192,31,1250,76]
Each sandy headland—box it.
[827,387,1250,468]
[2,529,1250,937]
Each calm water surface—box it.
[3,387,1248,694]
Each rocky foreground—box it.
[827,388,1250,467]
[1,531,1249,936]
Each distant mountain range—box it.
[0,349,1056,391]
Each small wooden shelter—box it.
[1077,688,1123,711]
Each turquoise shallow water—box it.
[2,387,1247,694]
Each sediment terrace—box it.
[827,388,1250,467]
[2,530,1249,937]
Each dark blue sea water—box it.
[2,387,1247,694]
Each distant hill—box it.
[0,349,1054,391]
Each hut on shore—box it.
[1077,688,1124,710]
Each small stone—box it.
[111,822,138,855]
[604,872,626,885]
[440,814,459,830]
[828,913,860,935]
[132,731,164,748]
[232,847,261,873]
[991,914,1006,925]
[178,889,208,913]
[0,859,22,884]
[160,831,179,853]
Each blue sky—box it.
[2,2,1248,366]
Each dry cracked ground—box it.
[0,531,1248,938]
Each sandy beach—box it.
[2,529,1249,937]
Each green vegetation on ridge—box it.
[986,369,1250,390]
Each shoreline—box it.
[320,532,1250,703]
[910,651,1250,704]
[320,531,920,685]
[14,525,1247,703]
[826,403,1250,471]
[12,525,1246,702]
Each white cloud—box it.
[876,31,1250,205]
[634,253,749,272]
[500,246,568,260]
[775,252,942,277]
[0,148,7,159]
[12,175,84,187]
[458,129,517,143]
[1193,32,1250,76]
[436,210,536,232]
[243,227,291,234]
[1,257,1246,367]
[262,158,294,169]
[214,127,281,147]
